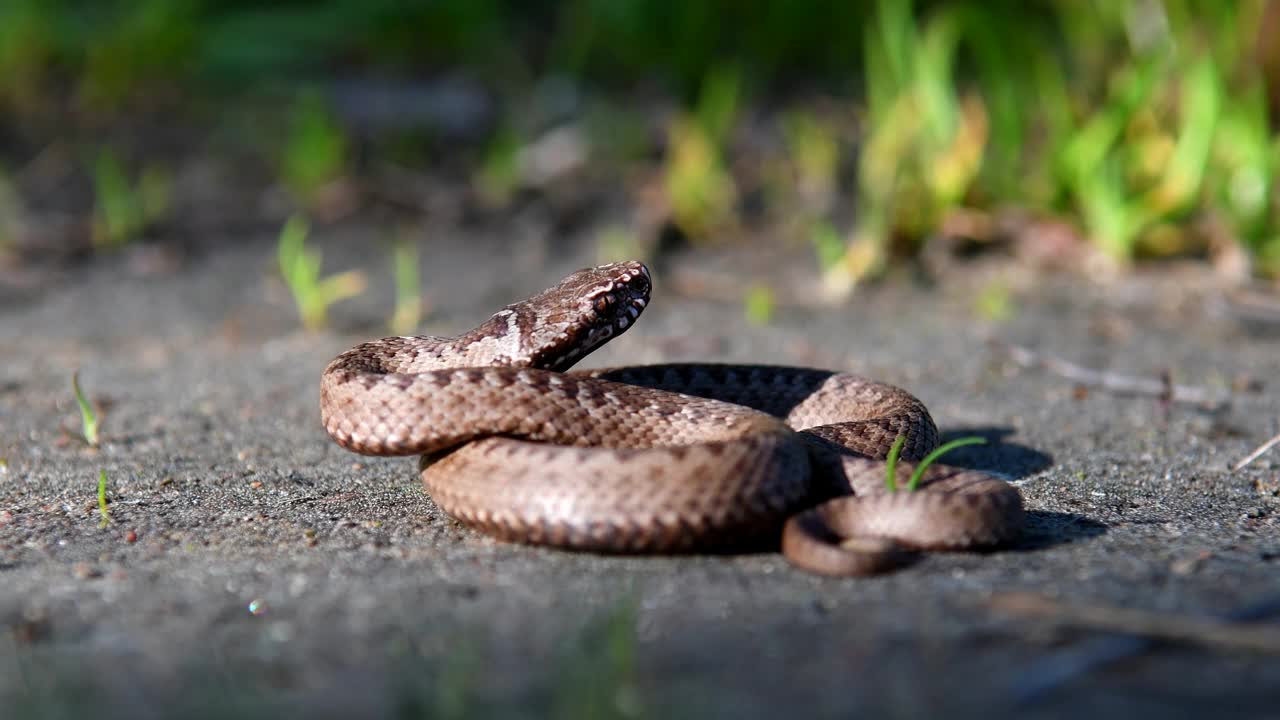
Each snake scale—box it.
[320,261,1023,575]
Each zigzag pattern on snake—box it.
[320,261,1023,576]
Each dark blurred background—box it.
[2,0,1279,302]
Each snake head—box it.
[515,260,651,371]
[575,259,651,328]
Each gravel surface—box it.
[2,230,1278,719]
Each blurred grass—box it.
[3,596,648,719]
[90,148,172,249]
[388,232,424,335]
[1,0,1278,279]
[276,214,367,332]
[279,90,348,204]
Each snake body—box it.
[320,261,1023,575]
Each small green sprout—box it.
[885,435,989,492]
[0,168,20,254]
[783,111,840,210]
[97,469,110,528]
[281,91,348,201]
[72,371,99,447]
[388,236,422,335]
[553,595,641,720]
[743,284,776,325]
[974,281,1015,323]
[91,148,171,249]
[92,149,136,249]
[595,225,645,265]
[664,114,737,241]
[474,124,521,207]
[810,221,846,272]
[277,214,367,332]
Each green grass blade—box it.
[92,149,138,249]
[810,221,845,271]
[884,434,906,492]
[276,214,308,290]
[281,90,347,200]
[1152,55,1221,213]
[389,237,422,335]
[72,371,99,447]
[696,63,741,146]
[97,469,110,528]
[278,215,321,330]
[906,436,987,492]
[743,284,775,325]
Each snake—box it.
[320,261,1024,576]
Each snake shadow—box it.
[720,426,1103,559]
[935,426,1051,480]
[937,426,1107,552]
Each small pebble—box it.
[125,529,138,543]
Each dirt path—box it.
[2,231,1278,719]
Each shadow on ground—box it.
[938,427,1107,552]
[938,426,1054,479]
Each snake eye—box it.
[632,274,650,295]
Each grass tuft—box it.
[276,214,366,332]
[4,3,1278,277]
[280,90,348,203]
[664,115,737,241]
[91,148,171,250]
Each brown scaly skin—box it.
[320,260,1023,575]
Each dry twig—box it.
[1004,591,1280,705]
[1232,430,1280,471]
[990,341,1231,411]
[991,592,1280,654]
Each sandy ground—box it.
[1,227,1278,719]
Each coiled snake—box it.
[320,261,1023,575]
